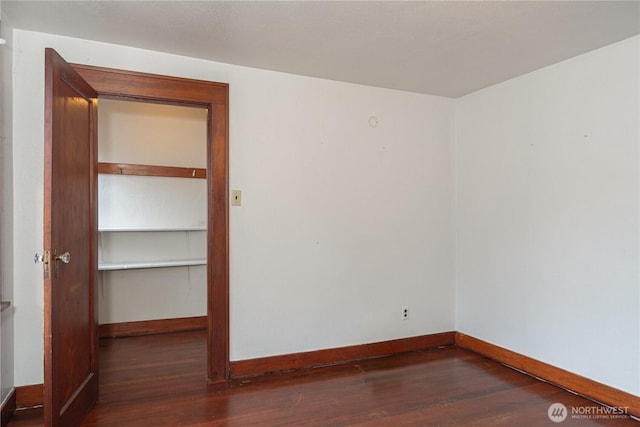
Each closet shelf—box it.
[99,227,207,232]
[99,259,207,271]
[98,162,206,179]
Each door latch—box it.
[35,250,51,279]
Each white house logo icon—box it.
[548,403,568,422]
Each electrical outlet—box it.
[402,306,409,320]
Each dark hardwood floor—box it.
[8,330,636,426]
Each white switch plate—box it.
[231,190,242,206]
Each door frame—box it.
[71,64,230,382]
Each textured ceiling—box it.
[2,1,639,97]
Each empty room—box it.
[0,1,638,426]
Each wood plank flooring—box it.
[8,330,637,426]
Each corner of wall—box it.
[451,97,460,333]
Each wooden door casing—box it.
[70,64,230,383]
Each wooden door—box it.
[43,48,98,426]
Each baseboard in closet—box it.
[99,316,207,338]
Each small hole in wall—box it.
[368,116,379,128]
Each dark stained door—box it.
[43,48,98,426]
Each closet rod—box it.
[98,162,206,179]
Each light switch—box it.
[231,190,242,206]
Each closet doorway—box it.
[45,49,228,426]
[97,99,209,340]
[72,64,230,384]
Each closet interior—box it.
[97,99,208,335]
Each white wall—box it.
[0,10,15,404]
[10,29,455,385]
[455,36,640,395]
